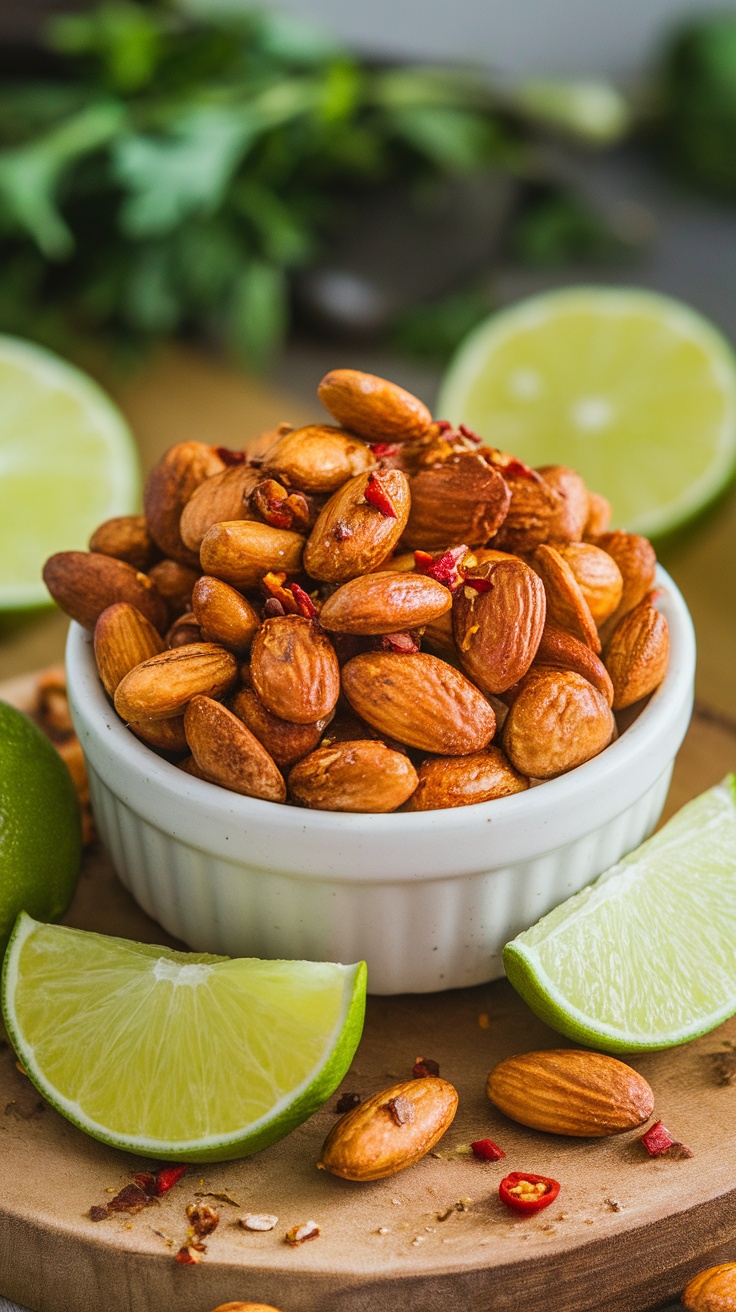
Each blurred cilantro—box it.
[658,14,736,197]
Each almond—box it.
[402,746,528,811]
[318,1078,458,1180]
[166,611,202,648]
[303,469,410,583]
[192,576,259,653]
[43,551,168,633]
[538,465,590,542]
[250,615,340,724]
[556,542,623,626]
[89,515,157,571]
[289,740,418,812]
[231,687,330,767]
[317,369,433,445]
[604,599,670,709]
[179,463,261,553]
[319,571,451,635]
[260,423,374,493]
[128,714,188,754]
[421,608,457,661]
[491,472,563,553]
[143,441,227,564]
[596,531,657,639]
[503,667,615,778]
[183,695,286,802]
[114,643,238,721]
[682,1263,736,1312]
[453,557,546,694]
[487,1049,654,1137]
[342,651,496,755]
[403,453,511,551]
[535,622,614,706]
[199,521,305,590]
[584,490,612,537]
[532,543,601,652]
[147,559,201,619]
[93,603,165,698]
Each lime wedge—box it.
[503,776,736,1052]
[2,914,366,1162]
[437,287,736,538]
[0,336,139,612]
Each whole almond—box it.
[114,643,238,721]
[342,651,496,755]
[200,521,305,590]
[453,557,546,694]
[289,740,418,812]
[491,472,563,553]
[503,667,614,778]
[421,608,456,661]
[183,695,286,802]
[143,441,227,564]
[556,542,623,626]
[584,491,612,537]
[319,571,451,635]
[596,531,657,638]
[403,454,511,551]
[93,603,165,698]
[166,611,202,648]
[89,515,157,571]
[319,1078,458,1180]
[538,465,590,542]
[261,423,374,493]
[231,687,330,767]
[403,746,528,811]
[487,1049,654,1137]
[318,369,433,445]
[250,615,340,724]
[532,543,601,652]
[682,1263,736,1312]
[209,1305,286,1312]
[303,469,410,583]
[128,714,188,754]
[147,559,201,618]
[43,551,168,633]
[604,599,670,710]
[535,622,614,706]
[179,463,261,553]
[192,576,259,653]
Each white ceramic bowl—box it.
[66,566,695,994]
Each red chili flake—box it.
[175,1244,204,1265]
[215,447,247,466]
[384,1095,415,1126]
[105,1183,151,1215]
[470,1138,506,1162]
[262,571,299,613]
[89,1205,109,1223]
[484,448,539,481]
[335,1091,362,1113]
[369,442,400,459]
[640,1120,693,1158]
[289,581,319,619]
[499,1172,560,1216]
[364,472,397,518]
[381,632,419,654]
[463,576,494,594]
[153,1165,188,1196]
[186,1202,219,1237]
[412,1057,440,1079]
[334,521,353,541]
[458,423,483,444]
[414,545,468,592]
[285,1221,320,1245]
[433,420,453,435]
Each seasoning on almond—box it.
[318,1078,458,1180]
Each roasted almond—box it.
[128,714,188,754]
[538,465,590,543]
[192,576,259,653]
[143,441,227,564]
[421,607,456,661]
[584,490,612,537]
[179,463,261,553]
[114,643,238,721]
[289,740,418,812]
[319,1078,458,1180]
[231,687,330,767]
[250,615,340,724]
[535,622,614,706]
[503,667,615,778]
[403,453,511,551]
[487,1049,654,1137]
[183,695,286,802]
[147,559,201,619]
[93,602,165,698]
[596,531,657,639]
[319,571,451,635]
[682,1263,736,1312]
[342,651,496,755]
[532,542,601,652]
[43,551,168,633]
[491,472,563,553]
[200,521,305,590]
[318,369,433,445]
[166,611,202,648]
[260,423,374,493]
[303,469,410,583]
[89,515,157,571]
[402,746,528,811]
[604,599,670,710]
[556,542,623,626]
[453,557,546,694]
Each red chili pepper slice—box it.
[289,581,318,619]
[640,1120,693,1159]
[462,576,494,593]
[458,423,483,444]
[369,442,400,459]
[499,1171,560,1215]
[364,472,397,518]
[153,1164,188,1195]
[414,545,468,592]
[471,1138,506,1161]
[215,446,247,465]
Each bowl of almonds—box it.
[52,368,695,993]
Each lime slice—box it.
[437,287,736,538]
[2,914,367,1162]
[503,776,736,1053]
[0,336,139,611]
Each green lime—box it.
[0,703,81,956]
[503,776,736,1053]
[2,914,367,1162]
[437,287,736,538]
[0,335,139,612]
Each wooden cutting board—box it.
[1,673,735,1312]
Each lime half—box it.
[0,336,139,611]
[438,287,736,538]
[503,776,736,1052]
[2,915,366,1161]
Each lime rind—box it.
[2,914,367,1162]
[503,775,736,1053]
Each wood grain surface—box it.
[0,671,735,1312]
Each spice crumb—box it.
[477,1014,491,1029]
[412,1056,440,1079]
[391,1198,401,1206]
[377,1227,389,1235]
[604,1198,623,1212]
[334,1091,361,1113]
[240,1213,278,1232]
[384,1094,415,1126]
[411,1236,426,1246]
[285,1221,320,1246]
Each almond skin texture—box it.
[319,1078,458,1180]
[492,473,563,554]
[166,611,202,648]
[538,465,590,542]
[289,740,418,812]
[93,603,165,698]
[682,1263,736,1312]
[487,1049,654,1137]
[453,557,546,694]
[261,423,374,493]
[557,542,623,626]
[532,543,601,652]
[184,695,286,802]
[143,441,226,564]
[342,651,496,755]
[179,463,260,553]
[319,571,452,635]
[403,454,511,551]
[89,514,157,571]
[584,491,612,537]
[604,599,670,710]
[192,576,260,653]
[303,469,410,583]
[250,616,340,724]
[147,559,201,619]
[596,531,657,638]
[503,667,615,778]
[200,521,305,590]
[43,551,168,633]
[128,714,189,754]
[403,746,528,811]
[114,643,238,722]
[318,369,433,445]
[231,687,330,768]
[535,622,614,706]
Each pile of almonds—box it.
[43,369,670,812]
